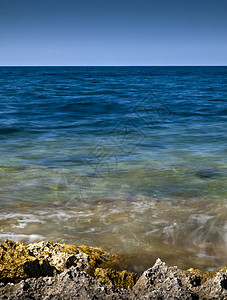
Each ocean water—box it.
[0,66,226,273]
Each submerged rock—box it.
[195,168,221,179]
[0,240,227,299]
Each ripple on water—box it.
[0,196,227,273]
[0,66,226,273]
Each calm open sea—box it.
[0,66,226,272]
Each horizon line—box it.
[0,65,227,67]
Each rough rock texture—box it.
[133,258,198,299]
[198,272,227,300]
[188,266,227,284]
[0,240,56,284]
[0,240,134,287]
[1,240,227,299]
[94,268,139,289]
[0,267,134,300]
[133,259,227,300]
[27,241,90,273]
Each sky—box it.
[0,0,227,66]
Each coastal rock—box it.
[198,272,227,299]
[0,267,133,300]
[78,245,124,276]
[27,241,90,273]
[133,258,198,299]
[1,240,227,299]
[0,240,55,283]
[0,240,137,287]
[133,259,227,299]
[94,267,139,289]
[187,266,227,284]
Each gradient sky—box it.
[0,0,227,65]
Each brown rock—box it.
[0,240,55,283]
[94,267,139,289]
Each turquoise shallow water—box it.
[0,66,226,272]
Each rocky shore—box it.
[0,240,227,299]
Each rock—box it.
[0,267,133,300]
[133,258,198,299]
[27,241,90,273]
[0,240,136,287]
[197,272,227,300]
[94,267,139,289]
[0,240,55,283]
[195,168,221,179]
[78,245,125,276]
[1,240,227,299]
[187,266,227,284]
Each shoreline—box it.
[0,240,227,299]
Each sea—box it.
[0,66,226,273]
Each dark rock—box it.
[195,168,221,179]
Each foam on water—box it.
[0,195,227,272]
[0,232,44,243]
[0,66,226,272]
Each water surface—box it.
[0,66,226,272]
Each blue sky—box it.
[0,0,227,65]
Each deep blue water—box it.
[0,66,226,272]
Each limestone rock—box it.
[198,272,227,299]
[94,267,139,289]
[0,239,136,289]
[0,267,134,300]
[0,240,55,283]
[1,240,227,299]
[27,241,90,273]
[133,258,197,299]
